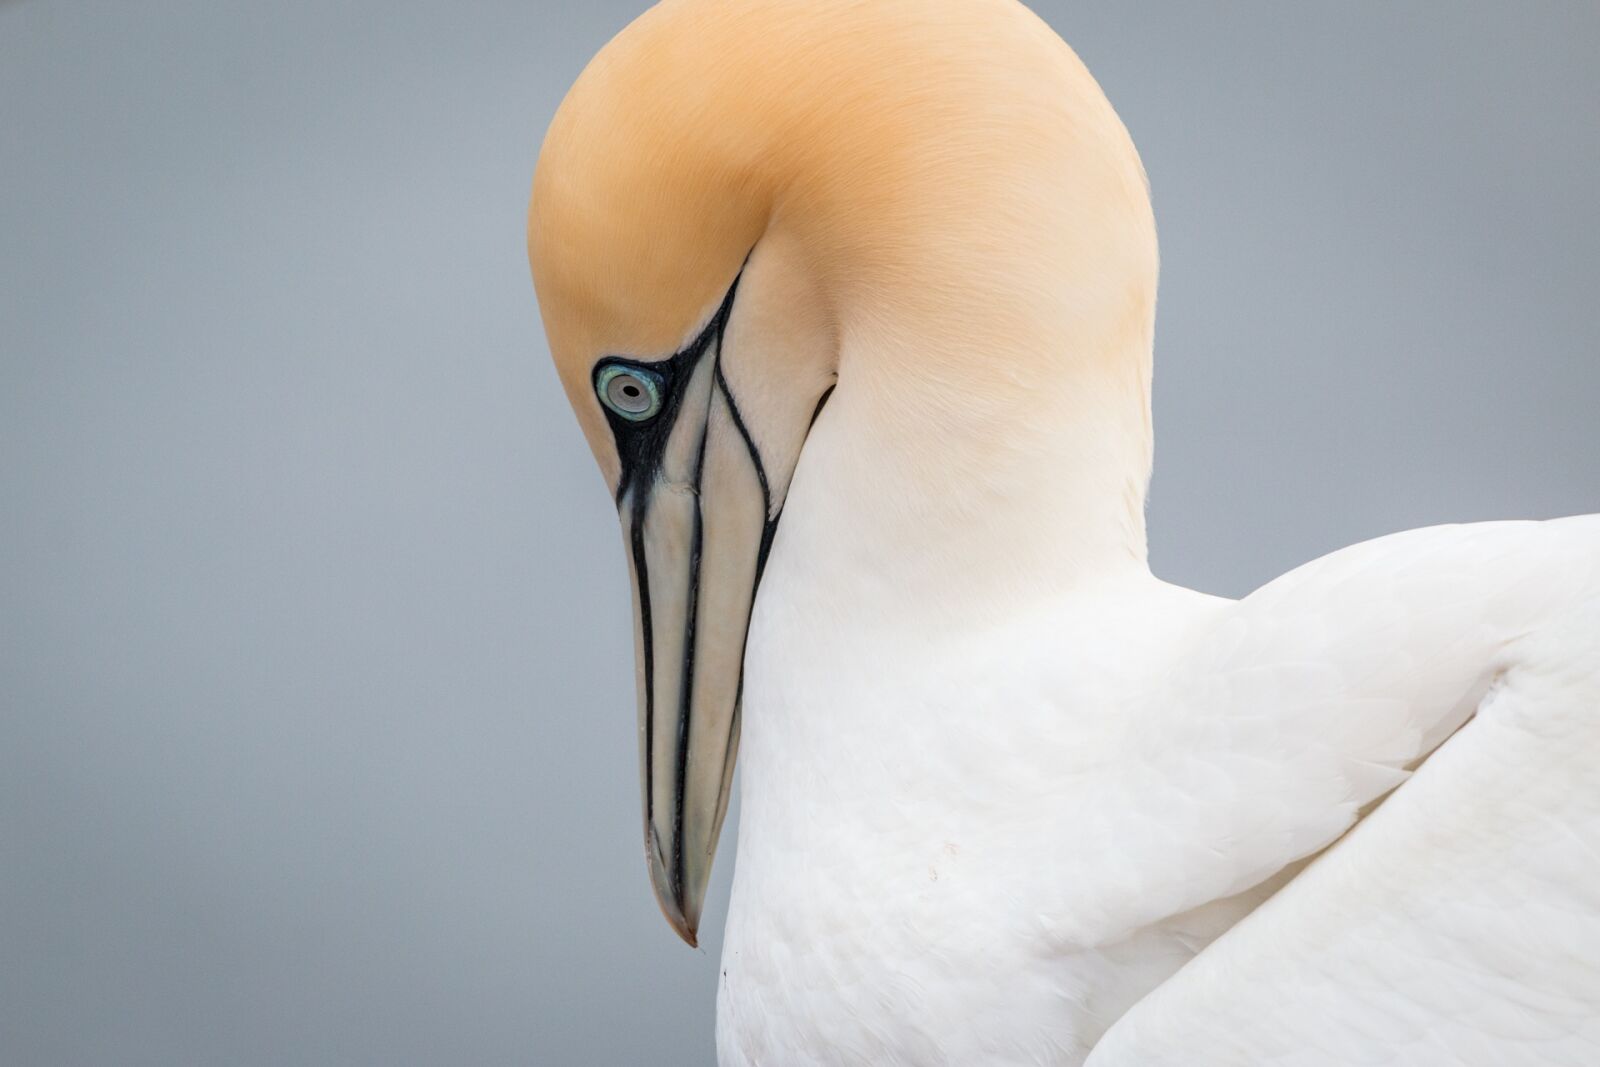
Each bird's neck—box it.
[735,316,1150,791]
[735,312,1158,860]
[769,307,1155,639]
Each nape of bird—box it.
[527,1,1600,1063]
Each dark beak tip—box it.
[645,826,701,948]
[652,881,701,948]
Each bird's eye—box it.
[596,364,664,422]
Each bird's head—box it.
[529,0,1156,945]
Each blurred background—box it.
[2,2,1596,1063]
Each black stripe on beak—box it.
[596,277,762,906]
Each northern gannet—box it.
[526,1,1600,1063]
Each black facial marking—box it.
[671,392,711,902]
[599,277,742,885]
[597,349,709,509]
[809,382,837,431]
[600,269,833,907]
[627,492,655,821]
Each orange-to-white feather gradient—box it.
[529,1,1600,1063]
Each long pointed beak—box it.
[615,323,772,946]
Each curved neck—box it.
[767,302,1154,646]
[765,36,1161,628]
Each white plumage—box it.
[527,2,1600,1061]
[724,496,1600,1064]
[1093,523,1600,1065]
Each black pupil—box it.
[622,384,640,398]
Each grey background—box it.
[2,1,1595,1063]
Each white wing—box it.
[1086,515,1600,1064]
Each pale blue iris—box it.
[597,364,664,421]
